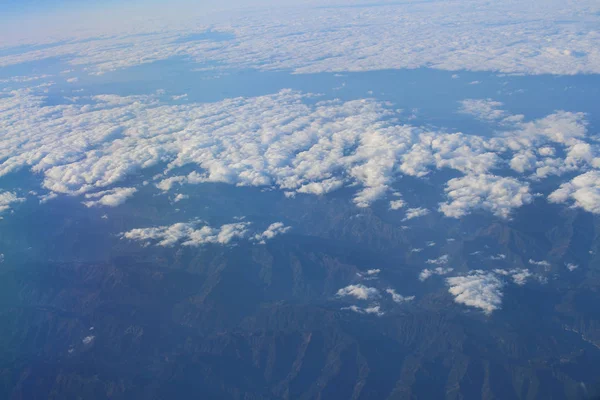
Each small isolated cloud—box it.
[366,269,381,276]
[342,304,384,316]
[173,193,188,202]
[446,271,503,315]
[529,259,551,267]
[459,99,506,122]
[410,248,423,253]
[490,254,507,260]
[82,335,95,345]
[419,266,454,281]
[403,207,430,221]
[336,284,380,300]
[0,191,25,215]
[83,187,137,207]
[389,199,405,210]
[386,288,415,303]
[426,254,449,265]
[253,222,291,244]
[566,263,579,271]
[493,268,532,285]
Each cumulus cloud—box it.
[529,259,551,267]
[446,271,504,315]
[493,268,532,286]
[459,99,507,121]
[426,254,449,265]
[566,263,579,271]
[253,222,291,244]
[121,220,289,247]
[403,207,430,221]
[0,88,595,220]
[548,171,600,214]
[419,267,454,281]
[386,288,415,304]
[0,191,25,215]
[336,284,380,300]
[389,199,405,210]
[82,187,137,207]
[439,174,533,219]
[342,304,384,316]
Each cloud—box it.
[2,1,599,77]
[253,222,291,244]
[0,191,25,215]
[121,220,288,247]
[402,207,430,221]
[386,288,415,304]
[446,271,504,315]
[336,284,380,300]
[342,304,384,316]
[419,267,454,281]
[389,199,405,210]
[439,174,533,219]
[566,263,579,272]
[548,171,600,214]
[529,259,551,267]
[426,254,449,265]
[82,187,137,207]
[493,268,532,285]
[0,88,595,221]
[82,335,95,345]
[459,99,507,121]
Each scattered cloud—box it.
[342,304,384,316]
[336,284,380,300]
[529,259,551,267]
[386,288,415,304]
[253,222,291,244]
[549,171,600,214]
[446,271,504,315]
[419,266,454,281]
[82,187,137,207]
[426,254,449,265]
[403,207,430,221]
[566,263,579,272]
[0,191,25,215]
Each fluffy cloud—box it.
[336,284,380,300]
[386,288,415,304]
[0,88,595,220]
[389,199,405,210]
[446,271,504,315]
[426,255,449,265]
[493,268,532,286]
[0,191,25,215]
[253,222,291,244]
[403,207,430,221]
[548,171,600,214]
[419,267,454,281]
[82,187,137,207]
[529,259,551,267]
[439,174,533,219]
[342,304,384,316]
[121,220,290,247]
[459,99,507,122]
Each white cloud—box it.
[389,199,405,210]
[0,191,25,215]
[366,269,381,276]
[253,222,291,244]
[566,263,579,272]
[2,1,599,77]
[82,335,95,345]
[493,268,532,285]
[426,254,449,265]
[342,304,384,316]
[336,284,380,300]
[120,220,287,247]
[529,259,551,267]
[439,174,533,219]
[446,271,504,315]
[82,187,137,207]
[403,207,430,221]
[490,254,506,260]
[548,171,600,214]
[386,288,415,304]
[459,99,506,121]
[419,267,454,281]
